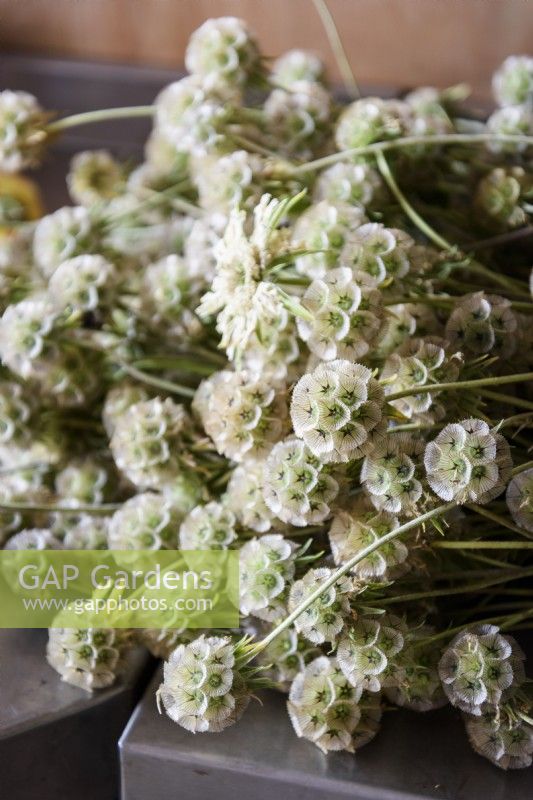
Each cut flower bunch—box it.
[1,10,533,771]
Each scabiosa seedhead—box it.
[110,397,192,491]
[288,656,382,753]
[288,567,352,645]
[424,419,512,504]
[185,17,260,90]
[157,634,251,732]
[263,437,339,526]
[55,456,115,507]
[264,81,331,158]
[403,87,454,138]
[102,382,150,436]
[381,338,461,421]
[0,381,35,445]
[239,533,298,620]
[109,492,182,550]
[297,267,383,361]
[5,528,62,550]
[445,291,518,358]
[464,696,533,770]
[328,500,408,580]
[49,254,117,314]
[139,255,202,339]
[257,627,320,691]
[33,206,95,278]
[0,90,47,172]
[384,628,447,712]
[47,628,129,691]
[192,149,263,215]
[62,516,109,550]
[487,104,533,153]
[271,50,325,88]
[340,222,414,287]
[67,150,124,206]
[291,360,385,464]
[179,501,237,550]
[475,167,531,229]
[361,434,425,516]
[194,369,288,462]
[335,97,408,150]
[293,201,367,279]
[154,76,236,157]
[337,614,406,692]
[439,625,525,715]
[314,161,383,209]
[224,460,276,533]
[493,55,533,107]
[506,469,533,533]
[0,294,56,379]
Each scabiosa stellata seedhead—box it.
[154,76,236,157]
[464,696,533,770]
[138,255,202,339]
[257,627,320,691]
[55,456,115,507]
[48,254,117,314]
[424,419,512,504]
[33,206,95,278]
[223,460,275,533]
[5,528,62,550]
[487,104,533,153]
[293,201,367,279]
[67,150,125,206]
[314,161,383,209]
[475,167,532,229]
[157,634,252,733]
[192,149,263,215]
[335,97,408,150]
[0,294,57,380]
[439,625,526,716]
[47,628,130,691]
[109,492,182,550]
[102,382,150,436]
[361,434,425,516]
[297,267,384,361]
[337,614,406,692]
[506,469,533,533]
[288,656,382,753]
[62,516,109,550]
[0,90,48,172]
[271,50,325,88]
[185,17,260,90]
[264,81,331,158]
[179,501,237,550]
[493,55,533,108]
[328,500,408,580]
[193,369,288,462]
[109,396,192,491]
[239,533,298,620]
[0,381,35,445]
[288,567,352,645]
[384,628,447,712]
[445,291,518,358]
[340,222,414,287]
[381,338,461,421]
[291,360,385,464]
[263,437,339,526]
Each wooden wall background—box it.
[0,0,531,100]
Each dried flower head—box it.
[185,17,260,90]
[67,150,124,206]
[335,97,408,150]
[506,468,533,533]
[493,55,533,107]
[288,567,352,645]
[239,533,298,620]
[109,492,182,550]
[464,696,533,769]
[361,434,425,516]
[337,614,406,692]
[179,501,237,550]
[47,628,129,691]
[0,90,47,172]
[271,50,325,89]
[445,292,518,358]
[293,201,367,279]
[340,222,414,287]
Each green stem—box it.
[250,502,454,655]
[376,151,453,250]
[47,106,154,134]
[468,504,533,539]
[292,133,533,175]
[386,371,533,402]
[479,390,533,412]
[512,459,533,476]
[116,362,195,398]
[432,540,533,550]
[0,501,119,515]
[312,0,360,98]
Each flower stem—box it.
[432,540,533,549]
[467,504,533,539]
[116,361,196,398]
[479,389,533,412]
[376,151,453,250]
[385,371,533,402]
[0,501,119,515]
[292,133,533,175]
[312,0,360,98]
[249,501,454,655]
[47,106,154,134]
